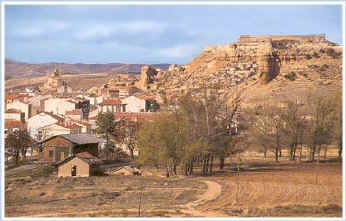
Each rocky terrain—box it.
[139,34,342,105]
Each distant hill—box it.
[5,59,171,78]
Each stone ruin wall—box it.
[238,34,326,43]
[210,34,330,83]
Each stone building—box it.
[56,152,103,177]
[40,134,101,163]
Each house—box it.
[41,122,82,138]
[82,95,103,106]
[56,152,103,177]
[41,134,102,163]
[122,95,149,112]
[5,109,24,122]
[98,98,126,113]
[68,119,92,134]
[6,100,32,121]
[27,112,64,141]
[28,94,52,113]
[118,86,139,98]
[65,109,81,120]
[44,98,76,115]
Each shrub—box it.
[326,48,340,58]
[312,51,320,58]
[284,72,297,81]
[305,54,312,60]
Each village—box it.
[3,22,343,218]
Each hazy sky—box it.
[5,4,343,64]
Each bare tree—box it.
[248,103,284,162]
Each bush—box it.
[284,72,297,81]
[326,48,340,58]
[312,51,320,58]
[305,54,312,60]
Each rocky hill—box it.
[5,59,170,78]
[140,34,342,105]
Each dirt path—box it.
[180,180,225,217]
[6,164,39,175]
[20,179,223,218]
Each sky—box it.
[5,4,343,64]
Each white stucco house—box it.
[6,100,32,121]
[27,112,64,141]
[44,98,77,115]
[122,95,148,113]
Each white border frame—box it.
[1,1,345,221]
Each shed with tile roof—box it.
[41,134,103,163]
[56,152,103,177]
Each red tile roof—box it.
[5,93,31,100]
[43,112,65,122]
[70,119,92,127]
[5,120,22,129]
[100,98,122,105]
[5,108,22,114]
[56,122,81,129]
[114,113,157,122]
[66,109,81,115]
[76,152,98,159]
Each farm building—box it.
[56,152,103,177]
[40,134,103,163]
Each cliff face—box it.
[143,34,342,104]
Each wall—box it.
[238,34,326,43]
[42,136,71,162]
[7,100,31,121]
[122,96,146,112]
[27,113,58,140]
[58,157,90,177]
[44,98,76,115]
[5,112,21,121]
[41,124,71,139]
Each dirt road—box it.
[181,180,225,217]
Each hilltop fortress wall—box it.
[238,34,326,43]
[201,34,333,83]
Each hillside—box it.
[144,34,342,106]
[5,59,170,78]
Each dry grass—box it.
[5,152,342,218]
[197,161,342,217]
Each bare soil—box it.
[5,160,342,218]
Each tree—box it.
[114,119,139,160]
[136,87,242,177]
[96,111,116,146]
[281,98,306,161]
[248,103,284,162]
[304,88,334,161]
[5,130,33,165]
[137,112,185,176]
[331,88,342,159]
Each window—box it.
[49,150,53,158]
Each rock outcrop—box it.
[136,65,159,90]
[142,34,342,104]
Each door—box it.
[60,152,65,160]
[71,165,77,176]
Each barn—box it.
[56,152,103,177]
[40,134,102,163]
